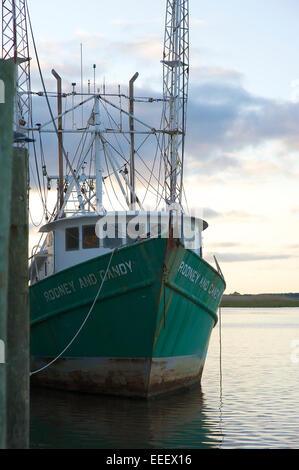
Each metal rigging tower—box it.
[1,0,31,133]
[162,0,189,208]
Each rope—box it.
[219,306,223,404]
[219,307,222,382]
[218,305,224,444]
[30,249,116,376]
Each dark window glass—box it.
[83,225,99,249]
[66,227,79,251]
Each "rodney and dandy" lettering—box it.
[43,261,133,303]
[177,261,221,301]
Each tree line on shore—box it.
[221,292,299,307]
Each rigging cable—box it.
[100,97,166,203]
[25,0,91,214]
[103,143,127,211]
[103,136,166,205]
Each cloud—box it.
[202,208,222,219]
[185,153,241,177]
[179,80,299,183]
[121,35,162,63]
[30,29,299,162]
[207,242,241,248]
[193,207,264,222]
[74,29,163,67]
[191,18,206,27]
[206,252,292,263]
[192,207,263,222]
[109,18,161,28]
[291,79,299,103]
[287,244,299,249]
[192,66,244,85]
[27,29,299,205]
[186,82,268,155]
[222,210,265,221]
[189,81,299,152]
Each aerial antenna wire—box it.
[80,43,84,127]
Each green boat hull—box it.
[30,238,225,398]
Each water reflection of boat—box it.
[30,386,223,449]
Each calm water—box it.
[30,308,299,449]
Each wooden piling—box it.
[0,59,29,449]
[0,59,15,450]
[6,147,29,449]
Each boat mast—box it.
[129,72,139,211]
[51,69,64,211]
[94,96,103,214]
[162,0,189,208]
[1,0,31,136]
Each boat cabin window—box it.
[65,227,79,251]
[83,225,100,249]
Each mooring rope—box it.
[219,306,223,394]
[30,249,116,376]
[218,305,224,443]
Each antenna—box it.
[51,69,64,211]
[129,72,139,210]
[93,63,96,94]
[161,0,189,207]
[1,0,31,135]
[80,42,83,126]
[71,82,76,128]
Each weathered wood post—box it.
[0,59,15,449]
[6,145,29,449]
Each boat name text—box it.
[43,261,133,302]
[178,261,222,301]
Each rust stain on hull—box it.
[148,356,205,396]
[30,355,205,398]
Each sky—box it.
[25,0,299,294]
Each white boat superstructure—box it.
[30,210,208,283]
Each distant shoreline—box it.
[220,293,299,308]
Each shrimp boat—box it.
[25,0,226,397]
